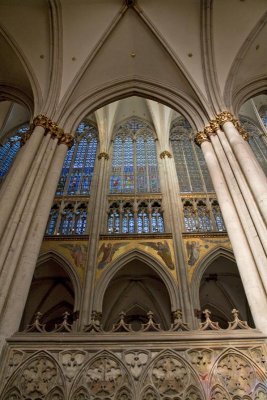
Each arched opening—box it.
[102,259,172,331]
[20,256,76,332]
[199,255,254,329]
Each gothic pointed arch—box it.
[208,348,267,399]
[94,249,179,313]
[1,351,66,400]
[139,349,205,399]
[20,250,79,332]
[191,247,253,328]
[70,350,134,399]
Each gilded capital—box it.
[204,125,215,137]
[216,111,234,127]
[209,119,220,132]
[98,152,109,160]
[236,125,250,141]
[194,131,209,146]
[59,133,74,148]
[33,114,50,129]
[160,150,172,159]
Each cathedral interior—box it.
[0,0,267,399]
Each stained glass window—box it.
[239,117,267,176]
[110,118,160,194]
[170,116,213,193]
[259,105,267,128]
[46,204,60,235]
[107,199,164,234]
[0,124,30,178]
[56,121,98,195]
[182,198,225,233]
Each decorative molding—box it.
[159,150,172,159]
[204,125,216,137]
[33,114,51,129]
[216,111,234,126]
[97,152,109,160]
[194,131,209,146]
[209,119,220,132]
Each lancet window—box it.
[239,116,267,176]
[0,124,30,178]
[110,118,160,194]
[56,121,98,196]
[182,197,226,233]
[259,105,267,128]
[46,202,88,236]
[170,116,213,193]
[107,199,164,234]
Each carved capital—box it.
[58,132,74,148]
[194,131,209,146]
[204,125,216,137]
[33,114,50,129]
[98,152,109,160]
[209,119,220,132]
[159,150,172,159]
[216,111,234,126]
[234,122,250,141]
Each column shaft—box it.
[81,155,109,326]
[201,139,267,333]
[209,133,267,293]
[216,129,267,254]
[0,143,68,337]
[222,121,267,223]
[0,136,57,317]
[0,125,45,238]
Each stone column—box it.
[0,134,72,339]
[0,115,50,238]
[80,151,110,327]
[208,121,267,255]
[217,111,267,224]
[195,132,267,333]
[203,125,267,293]
[159,149,195,327]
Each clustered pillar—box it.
[0,115,73,347]
[195,111,267,334]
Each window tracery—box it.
[0,124,30,178]
[110,118,160,194]
[239,116,267,176]
[170,117,213,193]
[107,199,164,234]
[56,121,98,196]
[46,202,88,236]
[182,197,225,233]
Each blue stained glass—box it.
[170,117,214,193]
[46,206,59,235]
[59,208,74,235]
[0,125,30,178]
[110,121,160,193]
[56,121,98,195]
[151,211,164,233]
[75,209,87,234]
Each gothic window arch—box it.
[239,116,267,176]
[170,116,213,193]
[259,105,267,128]
[110,118,160,194]
[107,199,164,234]
[46,120,98,236]
[56,120,98,196]
[0,124,30,178]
